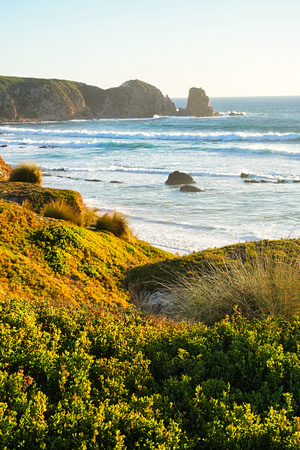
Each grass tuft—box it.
[9,162,42,185]
[95,210,133,240]
[42,200,83,225]
[163,246,300,324]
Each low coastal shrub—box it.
[9,161,42,185]
[95,210,133,240]
[163,246,300,324]
[1,296,300,448]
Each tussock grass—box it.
[95,210,133,240]
[22,199,34,211]
[163,246,300,324]
[81,207,98,228]
[42,200,83,225]
[42,200,98,227]
[9,162,42,185]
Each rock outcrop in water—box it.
[165,171,196,185]
[0,76,213,121]
[178,87,214,117]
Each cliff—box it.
[0,76,177,121]
[0,76,213,121]
[0,156,12,179]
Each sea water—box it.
[1,96,300,254]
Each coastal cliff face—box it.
[0,76,212,121]
[103,80,177,118]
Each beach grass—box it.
[161,244,300,324]
[95,210,133,240]
[9,161,42,185]
[42,199,84,226]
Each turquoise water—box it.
[1,96,300,254]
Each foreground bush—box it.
[95,210,132,240]
[163,246,300,324]
[1,296,300,448]
[9,162,42,185]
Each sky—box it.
[1,0,299,98]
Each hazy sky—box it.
[1,0,299,97]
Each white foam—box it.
[1,126,300,143]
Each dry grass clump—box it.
[81,207,98,228]
[42,200,98,227]
[22,199,34,211]
[9,162,42,185]
[95,210,133,240]
[42,200,83,225]
[163,247,300,325]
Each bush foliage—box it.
[1,297,300,448]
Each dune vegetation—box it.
[1,168,300,448]
[0,199,169,308]
[8,161,43,185]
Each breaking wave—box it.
[1,126,300,143]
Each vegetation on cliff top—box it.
[8,162,42,185]
[126,238,300,291]
[0,200,170,307]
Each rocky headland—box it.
[0,76,213,121]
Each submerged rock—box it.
[165,171,196,185]
[180,185,205,193]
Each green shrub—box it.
[1,297,300,448]
[163,246,300,324]
[95,210,132,240]
[9,162,42,185]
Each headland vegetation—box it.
[0,156,300,448]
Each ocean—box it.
[1,96,300,255]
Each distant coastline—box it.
[0,76,213,122]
